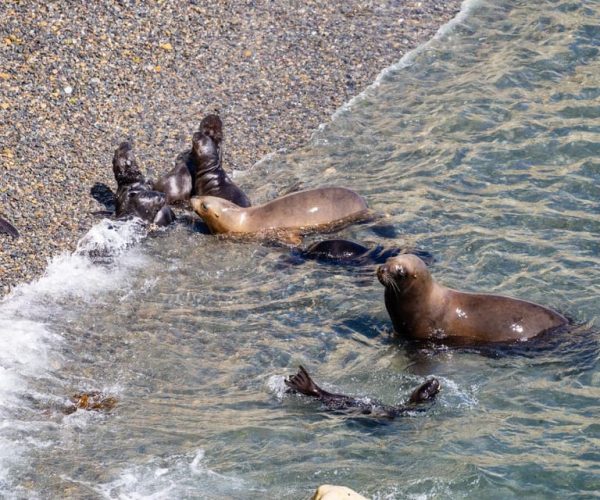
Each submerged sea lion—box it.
[298,239,435,266]
[191,187,368,238]
[152,114,223,205]
[113,141,175,227]
[0,215,19,238]
[377,254,568,343]
[285,366,440,418]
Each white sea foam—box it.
[91,449,247,499]
[0,217,150,492]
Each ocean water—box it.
[1,0,599,498]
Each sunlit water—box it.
[1,0,599,498]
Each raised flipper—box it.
[285,366,440,418]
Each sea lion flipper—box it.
[407,377,440,405]
[285,366,323,398]
[0,216,19,238]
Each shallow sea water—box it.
[1,0,599,498]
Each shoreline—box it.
[0,0,462,295]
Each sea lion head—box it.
[112,141,144,186]
[192,131,218,162]
[376,254,432,295]
[199,113,223,146]
[190,195,241,233]
[407,377,440,404]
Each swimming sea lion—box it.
[285,366,440,418]
[113,141,176,226]
[191,187,368,238]
[377,254,568,343]
[298,239,435,266]
[191,129,251,207]
[0,215,19,238]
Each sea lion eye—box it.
[201,202,208,211]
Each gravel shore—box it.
[0,0,460,295]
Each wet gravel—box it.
[0,0,460,295]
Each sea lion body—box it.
[285,366,439,418]
[152,151,195,204]
[153,114,226,205]
[377,254,567,343]
[191,187,368,235]
[300,239,434,266]
[192,130,251,207]
[113,142,175,227]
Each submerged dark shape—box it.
[0,215,19,238]
[285,366,440,418]
[112,141,175,227]
[298,239,435,266]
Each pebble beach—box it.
[0,0,461,295]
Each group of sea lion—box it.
[98,113,568,419]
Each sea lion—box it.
[113,141,176,226]
[191,129,251,207]
[377,254,568,343]
[285,366,440,418]
[298,239,435,266]
[0,215,19,238]
[153,113,227,204]
[191,187,368,239]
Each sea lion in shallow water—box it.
[298,239,434,266]
[377,254,568,343]
[285,366,439,418]
[113,142,175,226]
[0,215,19,238]
[191,187,368,238]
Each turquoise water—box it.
[1,0,599,498]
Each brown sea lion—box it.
[285,366,440,418]
[0,215,19,238]
[377,254,568,343]
[190,187,368,239]
[113,141,176,227]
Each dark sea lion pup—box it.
[113,141,175,227]
[377,254,568,343]
[153,114,226,204]
[191,127,251,208]
[0,215,19,238]
[285,366,440,418]
[298,239,435,266]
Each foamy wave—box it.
[89,449,247,499]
